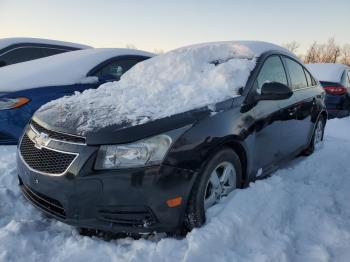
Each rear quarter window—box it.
[304,69,317,87]
[343,70,350,88]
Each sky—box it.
[1,0,349,54]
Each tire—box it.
[303,116,325,156]
[184,148,242,230]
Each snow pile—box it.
[0,48,153,92]
[37,42,261,135]
[1,118,350,262]
[0,37,92,51]
[307,63,349,83]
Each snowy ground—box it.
[0,117,350,262]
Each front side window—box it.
[93,58,145,81]
[285,58,308,90]
[256,56,288,93]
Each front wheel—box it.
[303,117,325,156]
[184,148,242,230]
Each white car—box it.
[0,37,92,68]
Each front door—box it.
[251,55,299,173]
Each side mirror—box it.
[258,82,293,101]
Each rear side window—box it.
[285,58,308,90]
[304,69,317,87]
[256,56,288,93]
[343,71,350,88]
[0,47,68,66]
[40,48,68,57]
[93,58,146,81]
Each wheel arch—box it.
[201,139,249,188]
[223,141,248,187]
[320,110,328,123]
[304,109,327,152]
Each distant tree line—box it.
[126,39,350,65]
[125,44,164,55]
[283,38,350,66]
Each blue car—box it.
[0,48,154,144]
[307,63,350,118]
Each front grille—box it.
[19,179,66,219]
[31,121,86,144]
[19,134,77,175]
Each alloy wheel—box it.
[204,161,236,211]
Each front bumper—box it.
[324,93,350,119]
[326,109,350,119]
[0,108,31,145]
[17,132,196,233]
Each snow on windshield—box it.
[37,42,257,135]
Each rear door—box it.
[252,55,299,172]
[283,57,317,149]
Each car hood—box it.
[32,98,235,145]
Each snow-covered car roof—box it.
[306,63,349,83]
[0,37,92,50]
[0,48,154,92]
[36,41,293,135]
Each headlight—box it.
[0,97,30,110]
[95,134,172,170]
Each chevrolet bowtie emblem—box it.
[33,132,50,149]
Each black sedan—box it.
[17,41,327,235]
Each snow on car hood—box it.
[36,41,288,136]
[0,48,153,92]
